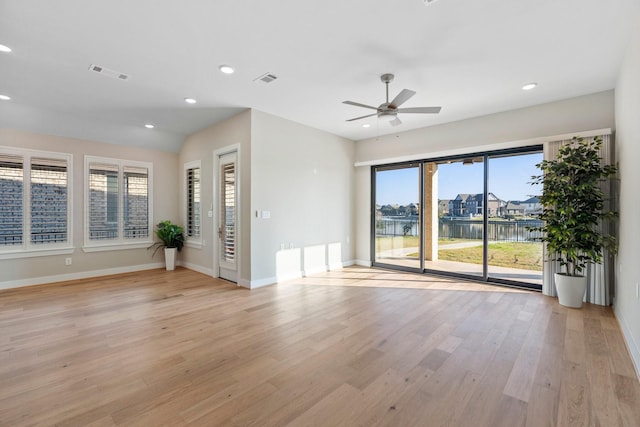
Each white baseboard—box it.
[614,305,640,381]
[355,259,372,267]
[251,260,357,288]
[0,262,165,291]
[236,278,251,289]
[277,271,304,283]
[0,259,360,293]
[248,276,277,289]
[177,261,213,277]
[303,266,328,276]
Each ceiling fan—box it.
[343,73,441,127]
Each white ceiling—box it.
[0,0,636,152]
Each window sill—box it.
[185,240,203,249]
[0,246,75,260]
[83,241,152,253]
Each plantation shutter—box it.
[89,162,119,240]
[30,157,68,244]
[123,165,149,239]
[186,166,201,238]
[0,154,24,246]
[222,162,236,263]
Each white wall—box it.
[250,110,356,286]
[178,110,252,283]
[614,11,640,376]
[0,128,179,288]
[356,91,614,165]
[354,91,615,264]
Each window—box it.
[0,148,72,257]
[85,156,152,250]
[184,161,201,245]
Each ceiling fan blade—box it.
[343,100,379,110]
[389,117,402,127]
[346,113,378,122]
[395,106,442,114]
[389,89,416,108]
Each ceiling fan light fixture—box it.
[378,112,397,122]
[0,94,11,101]
[184,97,197,104]
[522,82,537,91]
[0,44,11,53]
[144,124,155,129]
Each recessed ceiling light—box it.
[144,124,155,129]
[0,94,11,101]
[362,124,371,128]
[184,98,197,104]
[0,44,11,53]
[219,65,235,74]
[522,83,537,91]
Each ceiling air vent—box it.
[89,64,130,81]
[254,72,278,84]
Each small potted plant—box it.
[529,136,617,307]
[148,220,185,270]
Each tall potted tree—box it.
[148,220,185,270]
[529,136,617,308]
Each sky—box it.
[376,152,543,206]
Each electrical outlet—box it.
[65,257,72,266]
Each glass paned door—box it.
[487,152,543,285]
[218,151,237,282]
[373,164,421,270]
[426,158,484,278]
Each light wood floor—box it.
[1,267,639,426]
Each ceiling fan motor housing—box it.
[380,73,395,84]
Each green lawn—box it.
[375,236,477,252]
[375,236,542,271]
[375,235,419,252]
[439,242,542,271]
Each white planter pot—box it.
[554,273,587,308]
[164,247,177,271]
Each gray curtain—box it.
[541,134,616,306]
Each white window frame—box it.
[184,160,202,248]
[83,156,153,252]
[0,146,73,259]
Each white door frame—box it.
[213,144,241,283]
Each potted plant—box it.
[529,136,617,307]
[148,220,185,270]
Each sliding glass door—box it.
[371,147,543,289]
[486,152,543,285]
[425,158,484,278]
[373,164,421,270]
